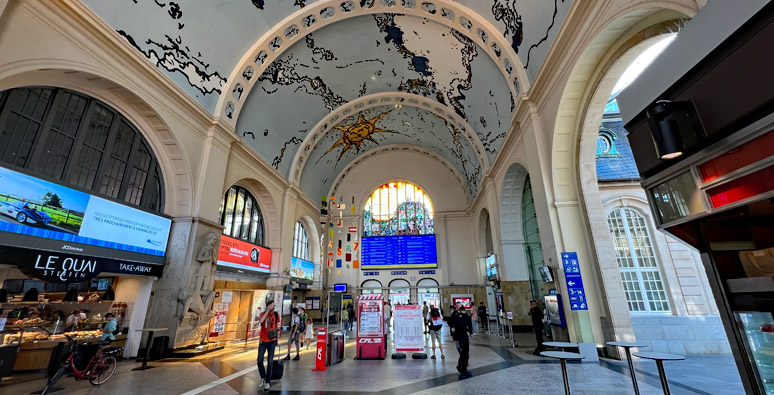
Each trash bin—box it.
[326,331,345,366]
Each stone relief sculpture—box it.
[180,232,218,324]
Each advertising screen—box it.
[361,234,437,269]
[290,256,314,281]
[333,283,347,293]
[485,254,497,278]
[217,235,271,274]
[452,297,473,309]
[0,166,171,264]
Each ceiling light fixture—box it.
[646,100,704,160]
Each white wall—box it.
[114,276,154,358]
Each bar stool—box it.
[607,341,647,395]
[632,351,685,395]
[540,351,584,395]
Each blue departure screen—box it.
[361,234,437,269]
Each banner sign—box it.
[0,166,171,259]
[217,235,271,274]
[561,252,588,310]
[356,294,385,359]
[290,257,314,280]
[394,305,424,352]
[0,244,163,283]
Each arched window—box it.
[607,208,670,313]
[360,279,382,295]
[363,181,433,237]
[219,186,265,246]
[0,87,164,211]
[293,221,310,260]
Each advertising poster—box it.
[358,300,383,336]
[212,312,226,336]
[290,257,314,281]
[0,166,171,258]
[217,235,271,274]
[393,305,424,352]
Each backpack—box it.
[429,308,443,330]
[298,316,306,333]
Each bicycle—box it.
[41,335,123,394]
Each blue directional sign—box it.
[363,272,380,276]
[391,271,408,275]
[561,252,588,311]
[419,270,436,275]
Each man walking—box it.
[426,305,445,359]
[528,300,545,355]
[257,300,281,390]
[478,302,488,331]
[283,307,301,361]
[450,305,473,379]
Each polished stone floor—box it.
[0,326,744,394]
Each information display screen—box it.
[0,165,171,265]
[361,234,437,269]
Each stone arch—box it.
[0,63,195,217]
[225,177,282,251]
[291,93,490,185]
[548,0,699,343]
[498,162,531,281]
[478,208,494,259]
[216,0,528,125]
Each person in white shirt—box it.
[426,305,445,359]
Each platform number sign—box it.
[562,252,588,311]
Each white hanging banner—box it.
[393,305,424,352]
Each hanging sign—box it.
[391,271,407,275]
[393,305,424,352]
[349,227,357,233]
[561,252,588,311]
[363,271,378,276]
[418,270,435,275]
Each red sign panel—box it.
[356,294,385,360]
[349,227,357,233]
[217,235,271,273]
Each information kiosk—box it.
[355,294,385,360]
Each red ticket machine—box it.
[355,294,385,360]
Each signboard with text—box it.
[393,305,424,353]
[217,235,271,274]
[356,294,385,360]
[561,252,588,311]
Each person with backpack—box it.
[257,300,281,391]
[283,307,301,361]
[426,305,445,359]
[298,308,307,345]
[450,305,473,380]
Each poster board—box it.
[211,312,226,336]
[393,305,424,353]
[544,294,566,328]
[356,294,385,359]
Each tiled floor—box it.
[0,329,745,394]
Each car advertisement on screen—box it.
[217,235,271,274]
[0,166,171,263]
[290,257,314,281]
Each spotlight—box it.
[646,100,704,160]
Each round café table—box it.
[540,351,584,395]
[544,341,579,351]
[633,351,685,395]
[607,341,647,395]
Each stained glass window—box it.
[363,182,433,236]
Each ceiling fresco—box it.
[299,105,480,201]
[236,14,509,176]
[82,0,316,112]
[456,0,573,80]
[81,0,574,202]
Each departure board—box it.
[361,235,437,269]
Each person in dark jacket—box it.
[528,300,545,355]
[450,305,473,379]
[478,302,488,330]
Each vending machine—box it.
[355,294,385,360]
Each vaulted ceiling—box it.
[83,0,572,202]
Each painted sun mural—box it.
[319,110,397,165]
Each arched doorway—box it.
[499,162,530,281]
[417,278,440,309]
[360,279,382,296]
[388,279,410,306]
[522,175,546,302]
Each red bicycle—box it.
[41,335,122,394]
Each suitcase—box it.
[270,344,284,380]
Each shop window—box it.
[363,181,434,237]
[607,208,670,313]
[293,221,310,261]
[0,87,165,212]
[596,128,619,158]
[219,185,265,246]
